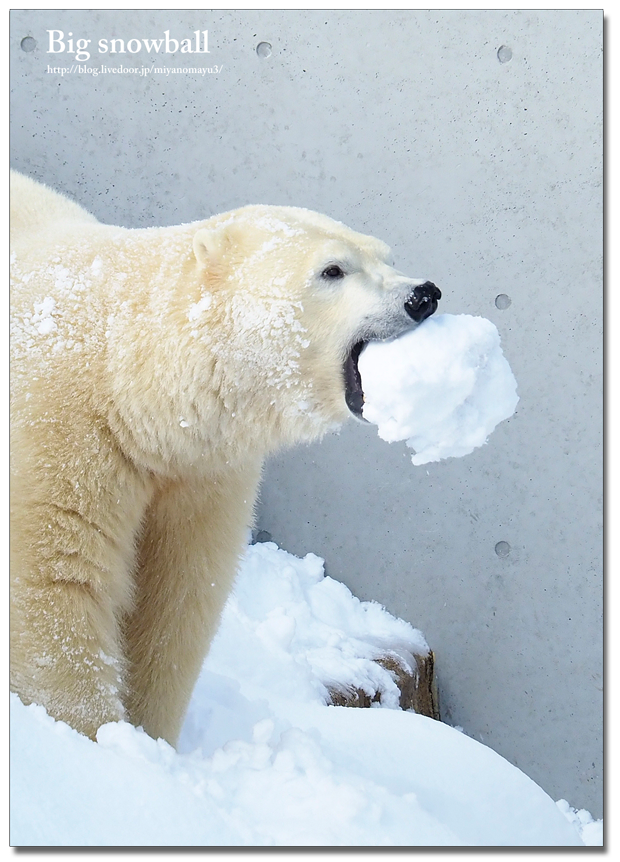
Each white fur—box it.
[10,171,426,743]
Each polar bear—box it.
[10,171,441,744]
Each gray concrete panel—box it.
[10,9,602,816]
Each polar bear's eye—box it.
[321,265,345,280]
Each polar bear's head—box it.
[190,205,440,446]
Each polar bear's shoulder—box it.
[10,171,99,243]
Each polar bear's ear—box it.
[193,226,232,268]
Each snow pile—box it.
[10,543,599,847]
[359,314,519,465]
[556,799,604,847]
[181,540,429,724]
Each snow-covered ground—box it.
[10,541,602,847]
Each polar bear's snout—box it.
[343,280,441,420]
[404,281,442,323]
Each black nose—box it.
[404,281,441,323]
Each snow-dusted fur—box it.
[10,171,427,744]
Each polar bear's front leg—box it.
[123,465,262,746]
[9,416,155,740]
[9,497,144,740]
[10,576,128,738]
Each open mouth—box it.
[344,340,367,419]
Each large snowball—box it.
[358,314,519,466]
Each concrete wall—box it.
[10,9,602,816]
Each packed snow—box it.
[10,541,600,847]
[359,314,519,465]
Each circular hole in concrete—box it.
[495,293,512,310]
[495,541,511,558]
[497,45,513,64]
[21,36,37,52]
[256,41,272,58]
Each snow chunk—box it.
[90,256,103,277]
[188,293,213,321]
[359,314,519,465]
[32,297,58,335]
[556,799,604,846]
